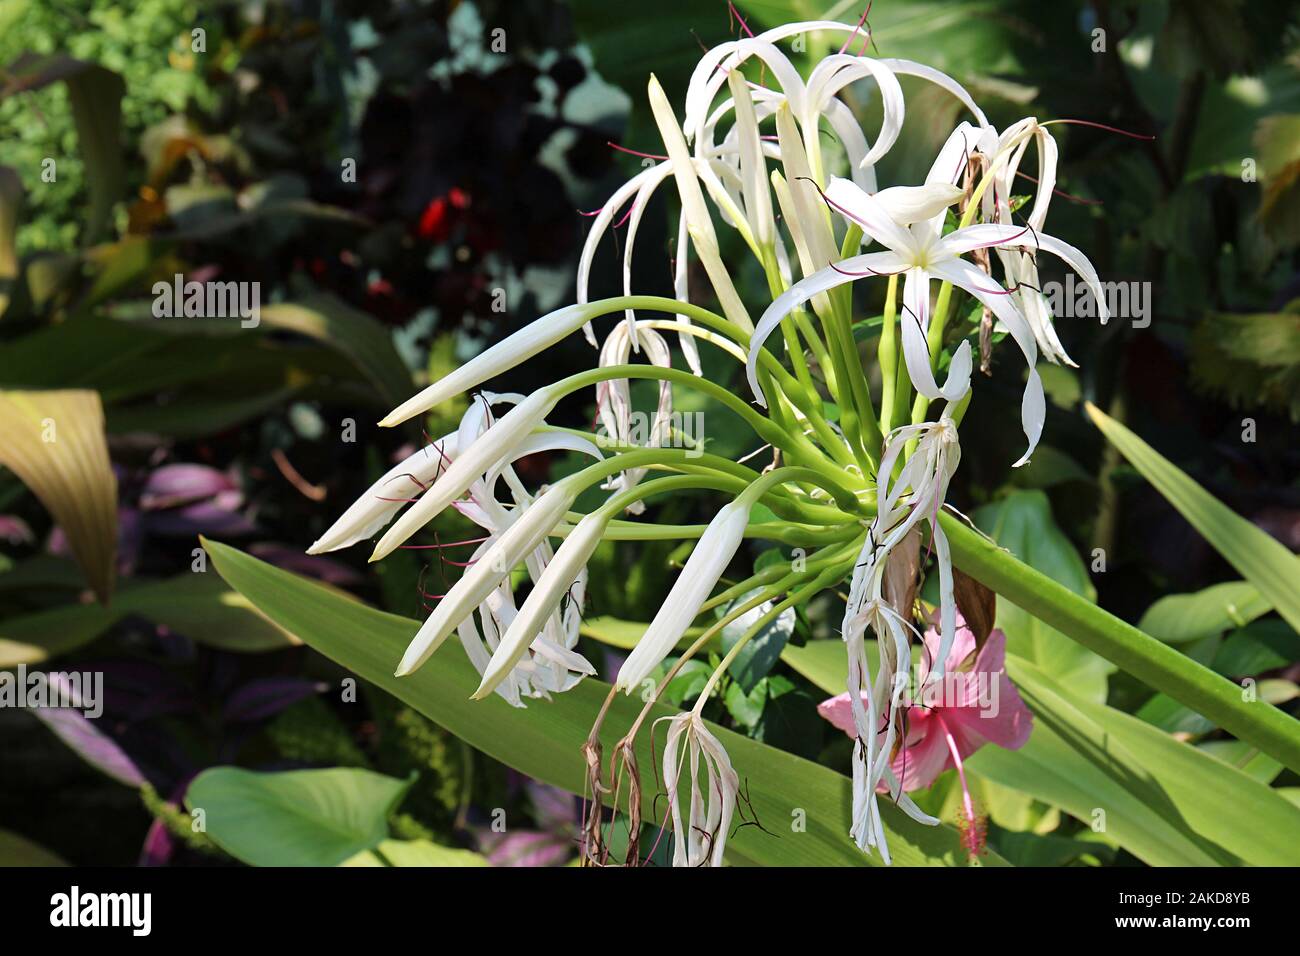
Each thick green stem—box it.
[878,273,899,433]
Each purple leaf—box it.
[478,829,573,867]
[139,464,238,510]
[0,514,34,545]
[138,817,175,867]
[526,780,579,833]
[29,684,146,788]
[222,677,327,724]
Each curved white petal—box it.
[616,501,749,692]
[746,252,904,405]
[394,481,576,676]
[930,258,1045,464]
[373,390,557,559]
[823,177,916,252]
[307,433,458,554]
[878,58,988,128]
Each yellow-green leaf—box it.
[0,390,117,602]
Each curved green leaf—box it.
[0,573,299,667]
[0,829,67,867]
[0,390,117,602]
[343,839,490,867]
[202,538,1001,867]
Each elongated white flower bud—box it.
[472,509,606,699]
[372,389,557,561]
[307,433,457,554]
[648,74,753,334]
[377,305,593,427]
[616,500,750,693]
[394,479,577,676]
[727,69,774,248]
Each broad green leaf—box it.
[786,639,1300,865]
[1139,581,1272,644]
[1197,740,1284,784]
[106,387,299,439]
[343,839,489,867]
[1214,620,1300,676]
[0,390,117,602]
[203,538,1000,867]
[973,490,1113,702]
[983,658,1300,866]
[1087,402,1300,636]
[941,514,1300,774]
[0,573,300,667]
[992,830,1115,867]
[0,830,67,866]
[100,291,414,412]
[185,767,413,867]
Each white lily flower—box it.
[597,324,674,513]
[394,476,579,677]
[983,118,1077,366]
[371,388,558,560]
[473,508,607,700]
[455,534,594,709]
[749,162,1109,465]
[661,711,739,867]
[616,500,751,693]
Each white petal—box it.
[824,177,917,252]
[394,481,576,676]
[373,390,556,560]
[308,434,458,554]
[746,252,904,405]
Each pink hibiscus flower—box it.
[818,614,1032,856]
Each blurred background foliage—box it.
[0,0,1297,867]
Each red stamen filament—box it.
[608,141,669,161]
[837,2,873,55]
[1014,170,1102,206]
[1041,118,1156,141]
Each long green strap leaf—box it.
[202,538,1002,867]
[1086,401,1300,635]
[940,513,1300,774]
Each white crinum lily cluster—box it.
[312,18,1110,866]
